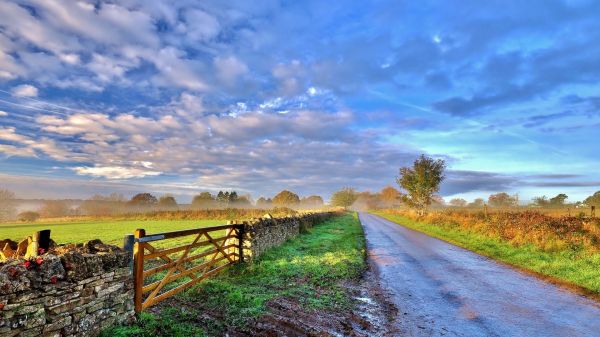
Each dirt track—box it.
[360,212,600,337]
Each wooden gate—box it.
[131,224,243,312]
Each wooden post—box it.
[35,230,51,252]
[592,206,596,218]
[483,204,489,220]
[238,224,245,263]
[133,229,146,313]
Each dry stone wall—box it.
[229,212,337,260]
[1,212,337,336]
[0,242,134,337]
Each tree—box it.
[158,195,178,209]
[79,193,126,216]
[330,187,358,210]
[216,191,232,204]
[18,211,40,222]
[488,192,518,208]
[192,192,215,208]
[129,193,158,206]
[234,195,251,206]
[550,193,568,206]
[449,198,467,207]
[468,198,485,207]
[228,191,239,203]
[272,190,300,207]
[352,191,380,210]
[300,195,324,208]
[256,197,272,208]
[0,189,17,221]
[380,186,401,207]
[584,191,600,207]
[396,154,446,215]
[40,200,69,218]
[532,195,549,207]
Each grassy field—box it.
[103,212,365,337]
[0,219,224,246]
[374,211,600,295]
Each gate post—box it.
[237,224,245,263]
[133,229,146,313]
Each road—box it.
[359,212,600,337]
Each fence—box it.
[127,224,243,312]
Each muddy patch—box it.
[227,266,400,337]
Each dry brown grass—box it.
[381,208,600,253]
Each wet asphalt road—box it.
[359,212,600,337]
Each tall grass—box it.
[381,209,600,253]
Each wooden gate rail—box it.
[132,224,244,312]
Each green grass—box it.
[374,211,600,294]
[0,219,224,246]
[103,212,365,337]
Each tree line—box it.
[2,155,600,221]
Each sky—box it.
[0,0,599,203]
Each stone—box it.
[0,263,30,295]
[42,315,71,332]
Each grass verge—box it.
[374,211,600,295]
[103,212,365,337]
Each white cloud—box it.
[214,56,248,85]
[184,9,220,41]
[11,84,39,97]
[0,111,7,116]
[73,165,162,179]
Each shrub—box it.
[18,211,40,222]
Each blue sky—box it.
[0,0,599,202]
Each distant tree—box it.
[330,187,358,210]
[0,189,17,221]
[256,197,272,208]
[488,192,518,208]
[449,198,467,207]
[396,154,446,215]
[228,191,239,203]
[353,191,380,210]
[272,190,301,207]
[380,186,401,207]
[216,191,232,204]
[18,211,40,222]
[584,191,600,207]
[431,195,446,207]
[40,200,69,218]
[129,193,158,206]
[79,193,126,216]
[549,193,568,206]
[532,196,549,207]
[192,192,215,208]
[300,195,324,208]
[235,195,251,206]
[468,198,486,208]
[158,195,178,208]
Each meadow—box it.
[0,208,302,246]
[375,209,600,295]
[0,219,224,246]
